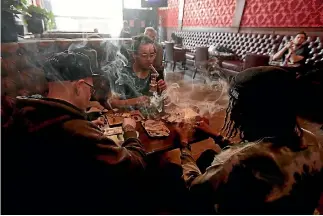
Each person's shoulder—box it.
[212,142,261,166]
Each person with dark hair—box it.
[2,51,146,214]
[144,27,164,78]
[109,34,167,108]
[170,32,183,48]
[119,20,131,37]
[175,66,323,214]
[273,32,309,67]
[119,31,132,64]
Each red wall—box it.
[158,0,179,27]
[241,0,323,27]
[158,0,323,28]
[183,0,236,27]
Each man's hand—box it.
[92,117,105,127]
[194,120,214,135]
[285,40,293,49]
[157,79,167,92]
[88,101,104,111]
[175,122,192,147]
[136,96,150,106]
[122,118,136,130]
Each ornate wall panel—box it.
[241,0,323,27]
[182,0,236,27]
[158,0,179,27]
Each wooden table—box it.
[104,110,224,155]
[137,120,210,155]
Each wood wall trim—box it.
[169,27,323,37]
[239,27,323,36]
[178,0,185,30]
[182,27,239,33]
[232,0,246,28]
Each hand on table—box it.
[193,119,214,135]
[175,122,192,147]
[122,118,136,130]
[88,101,104,111]
[92,117,105,127]
[136,96,150,106]
[157,79,167,92]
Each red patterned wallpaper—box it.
[183,0,236,27]
[240,0,323,27]
[158,0,179,27]
[158,0,323,28]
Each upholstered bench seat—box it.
[221,60,244,72]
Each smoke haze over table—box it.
[67,39,229,117]
[12,38,229,118]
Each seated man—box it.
[119,31,133,65]
[170,32,183,48]
[109,35,167,108]
[176,67,323,214]
[2,51,146,214]
[144,27,164,78]
[273,31,309,68]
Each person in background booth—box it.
[273,32,309,72]
[120,20,131,37]
[171,32,183,48]
[2,51,146,214]
[176,66,323,214]
[119,31,133,65]
[144,27,164,79]
[109,35,167,108]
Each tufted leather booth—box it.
[174,31,323,75]
[1,38,109,127]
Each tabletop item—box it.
[141,119,170,137]
[106,112,131,126]
[269,61,300,68]
[149,65,159,94]
[104,127,123,136]
[130,110,145,122]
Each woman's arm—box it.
[108,96,150,109]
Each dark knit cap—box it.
[43,49,100,82]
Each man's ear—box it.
[74,80,84,95]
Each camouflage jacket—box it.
[180,129,323,214]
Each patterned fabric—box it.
[180,129,323,214]
[158,0,323,28]
[241,0,323,27]
[183,0,236,27]
[157,0,179,27]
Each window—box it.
[50,0,123,36]
[123,0,142,9]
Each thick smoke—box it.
[162,76,229,117]
[67,39,228,118]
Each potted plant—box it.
[24,5,55,34]
[1,0,29,43]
